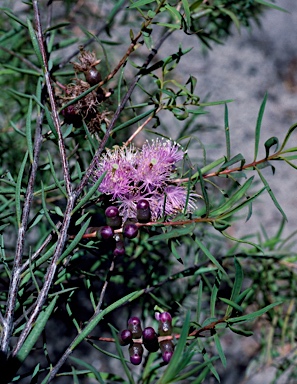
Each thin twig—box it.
[95,254,116,315]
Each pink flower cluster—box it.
[94,139,197,221]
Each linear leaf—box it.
[181,0,191,28]
[194,236,226,276]
[210,176,254,217]
[264,136,279,158]
[256,167,287,221]
[16,296,58,364]
[227,301,283,324]
[226,257,243,316]
[254,92,267,161]
[15,152,29,227]
[224,104,231,160]
[148,223,195,242]
[72,172,106,214]
[210,271,222,317]
[57,217,91,264]
[27,18,43,67]
[68,356,105,384]
[129,0,156,8]
[279,122,297,151]
[111,108,156,134]
[214,333,227,368]
[219,153,245,171]
[199,157,225,175]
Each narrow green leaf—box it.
[129,0,156,8]
[224,104,231,160]
[27,18,43,67]
[214,333,227,368]
[228,325,253,337]
[254,92,267,161]
[57,218,91,264]
[72,172,106,214]
[44,106,58,141]
[16,296,58,364]
[3,10,28,27]
[254,0,289,12]
[68,356,105,384]
[227,301,283,324]
[210,176,254,217]
[110,327,135,384]
[181,0,191,28]
[70,290,144,351]
[264,136,279,158]
[220,297,243,313]
[219,153,245,171]
[41,182,58,232]
[226,257,243,316]
[4,64,41,77]
[48,152,67,198]
[256,167,287,221]
[199,157,225,175]
[111,108,156,134]
[198,167,210,217]
[221,231,264,254]
[279,122,297,151]
[26,98,34,164]
[210,271,222,317]
[194,236,226,276]
[217,186,266,220]
[16,152,29,227]
[148,223,195,242]
[220,8,240,31]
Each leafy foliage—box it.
[0,0,296,383]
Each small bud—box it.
[123,223,138,239]
[159,340,174,364]
[118,329,133,346]
[127,316,142,338]
[129,343,143,365]
[136,199,151,223]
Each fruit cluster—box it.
[118,312,174,365]
[94,201,151,256]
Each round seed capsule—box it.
[123,223,138,239]
[105,206,122,228]
[142,327,159,352]
[159,340,174,364]
[118,329,133,346]
[136,199,151,223]
[97,226,114,240]
[129,343,143,365]
[158,312,172,336]
[127,316,142,338]
[85,68,102,86]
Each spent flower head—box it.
[94,139,198,221]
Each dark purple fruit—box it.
[159,340,174,364]
[85,68,101,86]
[136,199,151,223]
[158,312,172,336]
[118,329,133,346]
[123,223,138,239]
[127,316,142,338]
[142,327,159,352]
[129,343,143,365]
[97,226,114,240]
[105,206,122,228]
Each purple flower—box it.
[93,139,198,221]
